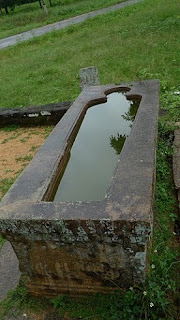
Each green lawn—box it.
[0,0,179,109]
[0,0,126,39]
[0,0,180,318]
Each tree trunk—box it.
[38,0,43,9]
[0,8,3,15]
[42,0,48,14]
[5,5,8,14]
[49,0,52,7]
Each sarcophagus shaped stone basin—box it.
[0,81,159,297]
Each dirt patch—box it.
[0,126,54,199]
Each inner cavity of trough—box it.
[53,92,139,202]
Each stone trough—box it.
[0,80,159,297]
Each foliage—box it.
[0,0,14,14]
[0,234,5,249]
[122,101,139,122]
[110,133,126,155]
[0,177,15,198]
[161,90,180,123]
[0,281,50,318]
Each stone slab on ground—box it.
[4,317,33,320]
[4,312,77,319]
[44,313,68,320]
[173,128,180,204]
[0,101,71,127]
[0,241,20,300]
[0,0,142,50]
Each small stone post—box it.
[79,66,100,90]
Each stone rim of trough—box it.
[0,80,159,225]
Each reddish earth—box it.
[0,126,53,199]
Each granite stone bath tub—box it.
[0,80,159,297]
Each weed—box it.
[1,136,15,144]
[15,155,33,162]
[0,234,5,250]
[1,132,22,144]
[0,281,50,318]
[19,138,27,143]
[3,169,14,173]
[29,145,39,152]
[1,125,20,132]
[0,177,15,196]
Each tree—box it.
[0,0,20,14]
[0,0,52,15]
[110,134,126,155]
[0,0,10,14]
[41,0,48,14]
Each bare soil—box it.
[0,126,53,199]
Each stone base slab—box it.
[0,101,72,127]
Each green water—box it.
[53,92,138,202]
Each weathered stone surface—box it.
[4,313,64,320]
[79,66,100,90]
[44,313,65,320]
[4,315,34,320]
[0,241,20,300]
[0,80,159,297]
[0,101,72,127]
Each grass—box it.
[0,0,180,318]
[0,234,5,249]
[15,155,33,162]
[0,0,179,108]
[0,177,16,200]
[0,0,126,39]
[0,281,51,319]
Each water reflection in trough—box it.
[53,92,139,202]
